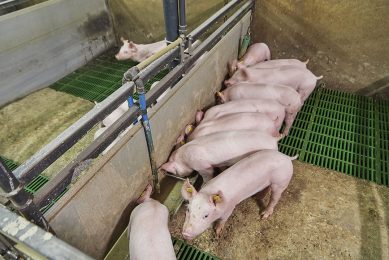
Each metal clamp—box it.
[0,183,24,198]
[186,35,194,56]
[179,34,187,64]
[122,66,140,85]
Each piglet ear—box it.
[181,179,197,200]
[210,191,224,206]
[136,184,153,204]
[160,161,176,174]
[128,41,137,50]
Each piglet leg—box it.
[215,207,234,238]
[282,112,298,136]
[260,184,287,219]
[198,167,214,182]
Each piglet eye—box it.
[204,214,209,219]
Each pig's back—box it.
[186,130,278,167]
[203,99,282,122]
[251,59,306,69]
[231,83,301,111]
[191,112,275,140]
[203,150,293,203]
[129,200,176,260]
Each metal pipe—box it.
[188,0,241,41]
[124,38,183,83]
[0,204,93,260]
[127,96,138,125]
[162,0,179,43]
[146,0,254,108]
[34,103,140,210]
[178,0,187,35]
[14,82,136,182]
[14,0,242,184]
[0,158,52,232]
[17,0,253,208]
[138,83,159,193]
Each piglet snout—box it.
[182,231,195,241]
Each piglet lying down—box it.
[160,130,280,182]
[181,150,298,241]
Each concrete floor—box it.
[169,161,389,260]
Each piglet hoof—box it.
[260,209,273,220]
[281,130,289,137]
[272,132,284,140]
[215,222,225,239]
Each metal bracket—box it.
[179,34,187,64]
[122,66,140,85]
[0,183,24,198]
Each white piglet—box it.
[129,184,176,260]
[187,112,284,141]
[161,130,280,182]
[227,42,271,75]
[115,37,166,62]
[181,150,298,241]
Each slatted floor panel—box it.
[279,84,389,186]
[50,49,168,102]
[173,238,219,260]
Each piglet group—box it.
[127,41,322,256]
[159,41,322,241]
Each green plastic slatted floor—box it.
[3,84,389,202]
[279,84,389,186]
[173,238,219,260]
[0,156,65,213]
[50,49,168,102]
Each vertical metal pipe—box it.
[134,78,159,192]
[0,158,53,232]
[127,96,138,125]
[162,0,179,43]
[178,0,187,35]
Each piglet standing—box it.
[224,65,323,101]
[181,150,298,241]
[228,42,271,75]
[217,83,302,136]
[175,100,286,149]
[199,99,287,123]
[187,112,284,141]
[128,184,176,260]
[115,37,166,62]
[161,130,280,182]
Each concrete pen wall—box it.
[251,0,389,98]
[0,0,115,107]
